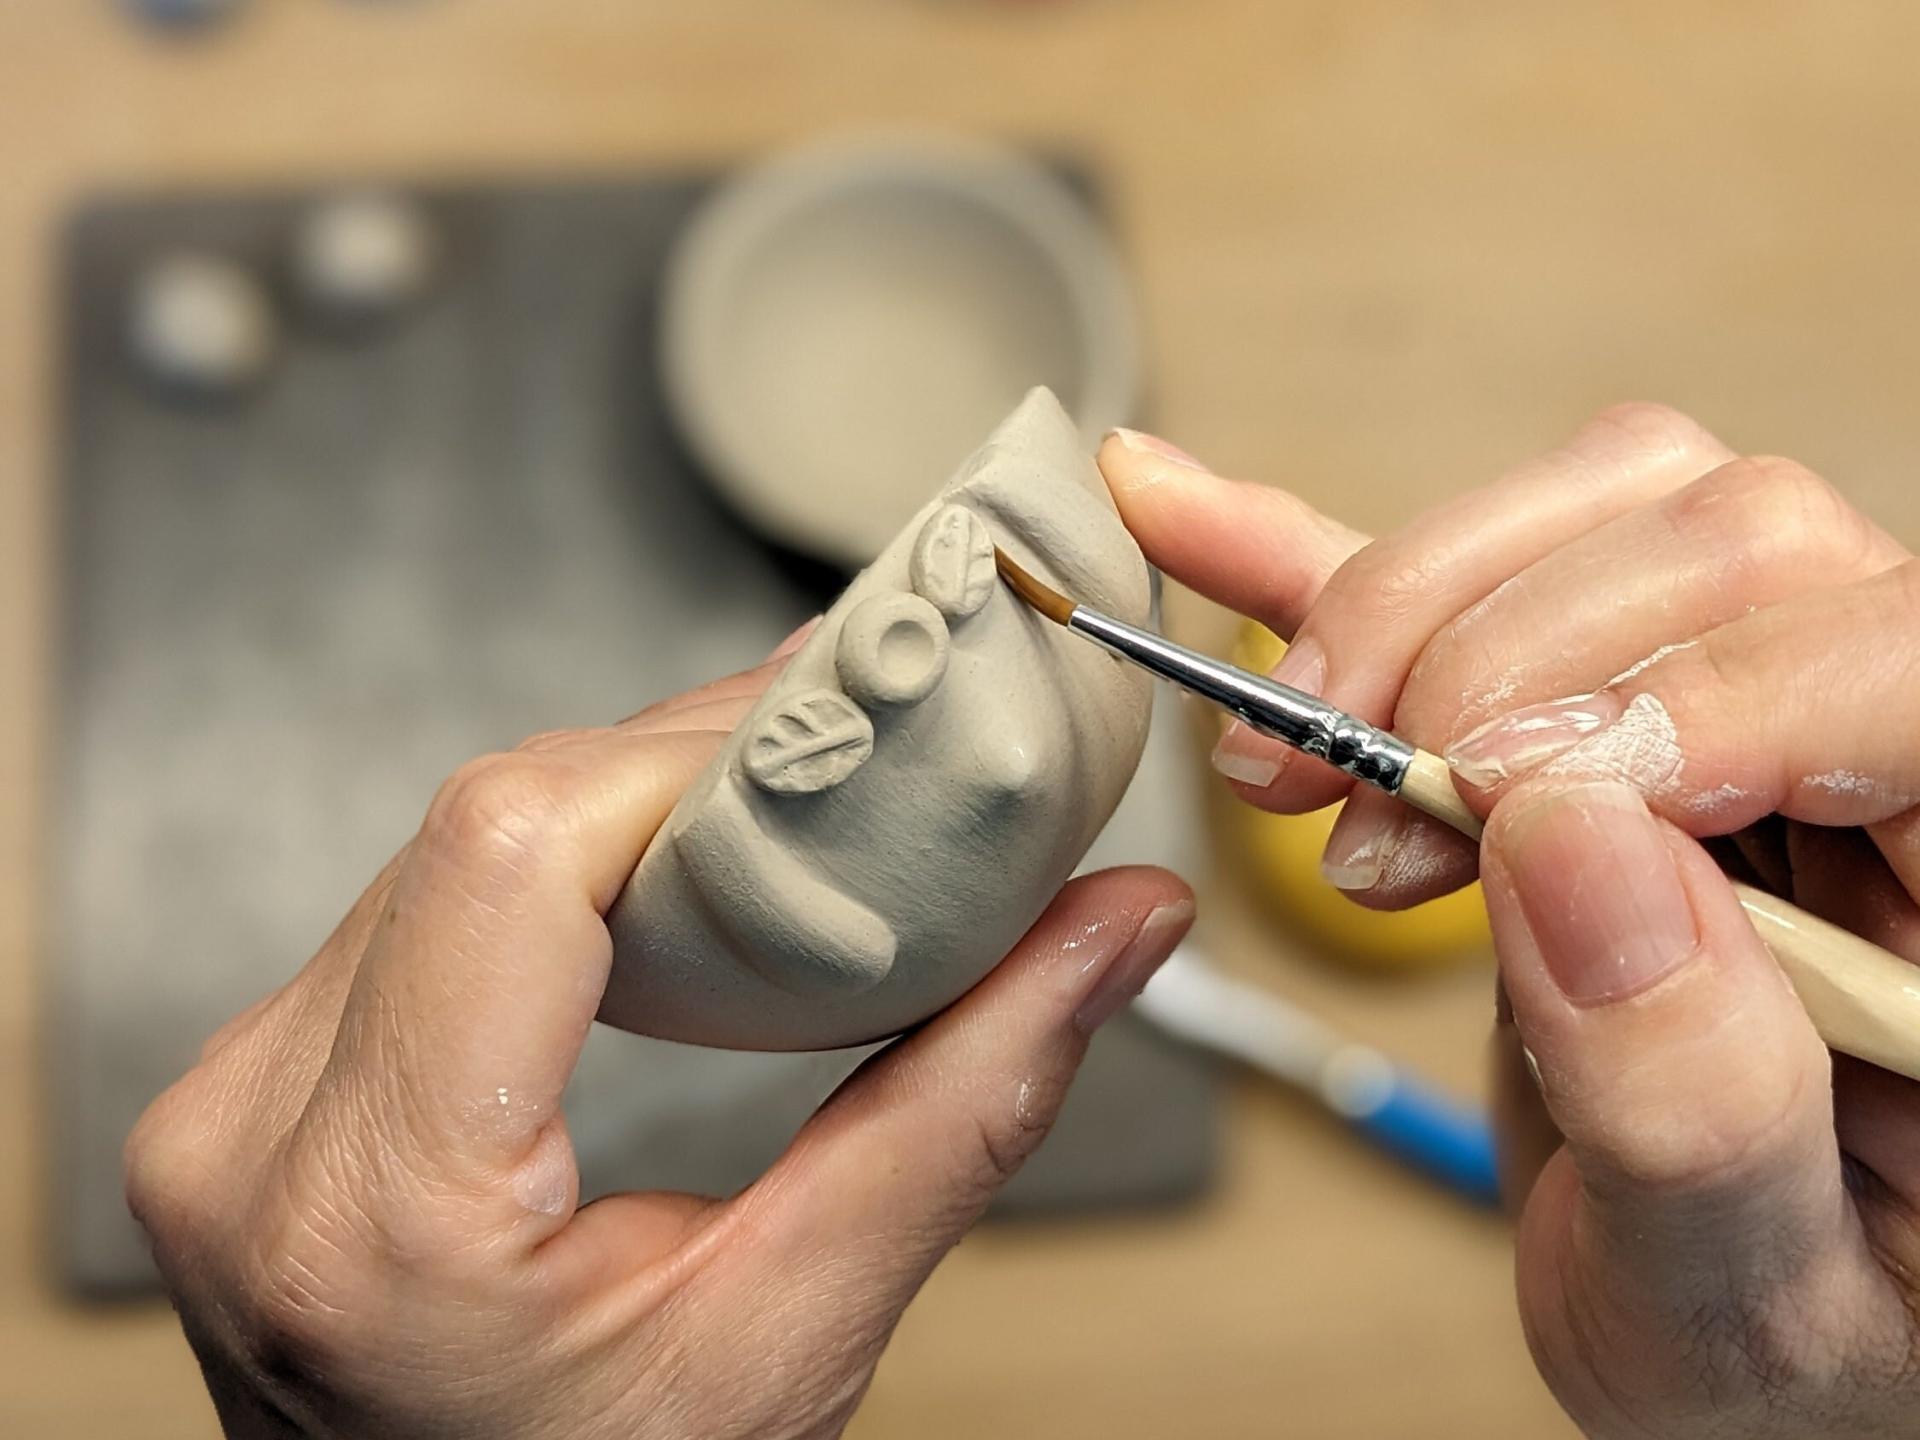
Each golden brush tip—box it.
[993,547,1076,626]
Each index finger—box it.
[312,726,726,1181]
[1104,407,1734,821]
[1098,429,1368,638]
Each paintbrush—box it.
[994,547,1920,1084]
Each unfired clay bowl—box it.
[660,136,1139,568]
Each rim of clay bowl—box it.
[659,134,1141,569]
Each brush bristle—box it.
[993,548,1077,626]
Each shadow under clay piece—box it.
[603,387,1153,1049]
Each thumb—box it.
[714,868,1193,1331]
[1481,779,1847,1303]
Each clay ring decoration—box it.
[835,593,950,709]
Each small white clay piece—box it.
[127,254,276,399]
[292,190,437,328]
[603,387,1153,1049]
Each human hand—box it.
[125,627,1194,1440]
[1102,410,1920,1438]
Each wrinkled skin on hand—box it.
[1104,408,1920,1439]
[125,624,1193,1440]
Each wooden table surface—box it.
[7,2,1920,1435]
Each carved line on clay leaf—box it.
[910,503,998,620]
[742,688,874,794]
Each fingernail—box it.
[1269,636,1326,697]
[1320,803,1404,892]
[1210,638,1326,789]
[1211,729,1279,787]
[1075,899,1196,1035]
[770,615,823,661]
[1498,782,1699,1005]
[1447,691,1626,788]
[1107,427,1211,472]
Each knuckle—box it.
[196,1016,247,1066]
[968,1113,1038,1194]
[962,1074,1067,1202]
[1822,559,1920,674]
[124,1078,217,1242]
[1319,538,1443,634]
[1585,400,1723,465]
[423,752,571,864]
[1692,623,1756,705]
[1889,557,1920,624]
[1368,551,1454,630]
[1402,578,1527,735]
[1668,456,1881,594]
[1677,456,1852,546]
[1601,1046,1820,1201]
[512,727,584,753]
[1817,555,1920,639]
[1601,1116,1761,1199]
[197,995,273,1065]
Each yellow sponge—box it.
[1226,622,1491,971]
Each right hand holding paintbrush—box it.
[1103,407,1920,1440]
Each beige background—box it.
[6,2,1920,1435]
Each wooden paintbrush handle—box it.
[1400,749,1485,839]
[1726,884,1920,1083]
[1397,746,1920,1083]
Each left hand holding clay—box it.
[124,628,1192,1440]
[1102,409,1920,1439]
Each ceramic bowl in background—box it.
[660,135,1140,568]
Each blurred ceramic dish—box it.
[661,136,1139,568]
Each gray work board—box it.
[51,173,1217,1294]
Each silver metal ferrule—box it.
[1067,607,1415,794]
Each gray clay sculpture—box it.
[603,387,1153,1050]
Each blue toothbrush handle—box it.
[1352,1075,1502,1206]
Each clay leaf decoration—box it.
[910,503,998,619]
[742,690,874,795]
